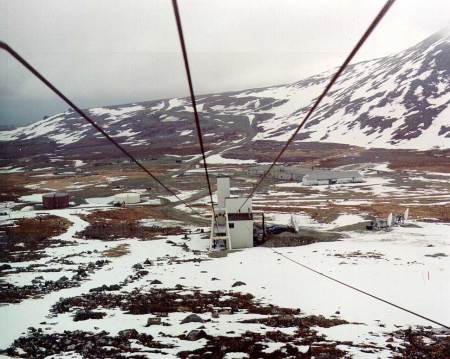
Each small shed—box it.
[42,192,70,209]
[114,192,140,205]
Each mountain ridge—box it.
[1,28,449,159]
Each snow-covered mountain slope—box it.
[1,28,449,155]
[247,27,450,149]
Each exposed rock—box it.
[77,268,88,277]
[31,276,44,284]
[89,284,121,292]
[118,329,140,339]
[0,264,12,271]
[150,279,162,285]
[73,310,106,322]
[7,330,164,358]
[55,276,68,284]
[232,281,246,287]
[146,317,162,326]
[425,253,448,258]
[185,329,208,341]
[181,314,204,324]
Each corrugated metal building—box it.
[302,170,363,185]
[248,165,312,181]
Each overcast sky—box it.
[1,0,449,126]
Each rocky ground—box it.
[0,157,449,358]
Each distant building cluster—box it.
[247,165,364,185]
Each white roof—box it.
[304,170,361,180]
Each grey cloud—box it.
[1,0,449,126]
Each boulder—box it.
[89,284,121,292]
[57,276,69,283]
[232,281,246,287]
[146,317,162,326]
[31,276,44,284]
[118,329,140,339]
[181,314,204,324]
[73,310,106,322]
[185,329,207,341]
[0,264,12,271]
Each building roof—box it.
[277,167,312,175]
[303,170,362,180]
[249,165,312,174]
[42,192,69,198]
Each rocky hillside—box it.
[1,28,449,160]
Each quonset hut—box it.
[210,177,253,250]
[302,170,363,186]
[248,165,311,181]
[42,192,70,209]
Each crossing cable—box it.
[0,41,198,213]
[270,248,450,329]
[172,0,218,224]
[239,0,396,210]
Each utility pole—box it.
[262,213,266,242]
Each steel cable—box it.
[0,41,199,213]
[239,0,397,210]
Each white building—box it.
[113,192,141,205]
[210,176,253,250]
[247,165,312,181]
[302,170,363,186]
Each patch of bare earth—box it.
[392,328,450,358]
[0,173,36,202]
[257,202,449,223]
[76,207,185,241]
[101,243,130,257]
[358,203,450,223]
[0,215,72,262]
[262,230,342,247]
